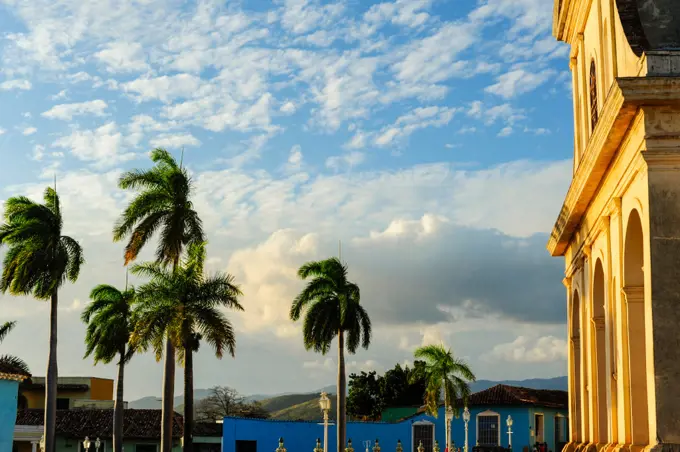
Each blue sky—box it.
[0,0,575,400]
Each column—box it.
[32,442,38,452]
[643,149,680,446]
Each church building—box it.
[548,1,680,452]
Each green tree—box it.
[290,257,372,452]
[0,321,31,377]
[113,148,204,452]
[132,241,243,452]
[347,370,382,420]
[81,284,137,452]
[413,344,476,452]
[0,187,84,452]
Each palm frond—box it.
[0,321,16,343]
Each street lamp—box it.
[462,407,471,452]
[506,416,513,451]
[95,438,101,452]
[83,437,91,452]
[445,406,454,452]
[319,392,331,452]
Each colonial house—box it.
[221,385,568,452]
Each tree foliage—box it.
[412,344,476,417]
[195,386,270,421]
[347,361,427,420]
[0,321,30,377]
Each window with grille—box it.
[590,60,598,131]
[414,423,434,452]
[477,414,499,446]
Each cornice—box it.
[0,372,27,382]
[622,285,644,303]
[548,77,680,257]
[643,150,680,171]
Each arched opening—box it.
[590,60,599,133]
[571,289,583,442]
[609,276,619,443]
[592,260,608,444]
[623,209,649,446]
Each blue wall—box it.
[223,406,568,452]
[0,379,19,452]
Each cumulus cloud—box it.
[52,122,136,168]
[0,79,31,90]
[483,335,568,363]
[22,127,37,136]
[149,133,201,149]
[485,69,556,99]
[42,100,109,120]
[95,41,149,73]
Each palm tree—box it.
[0,321,31,377]
[131,241,243,452]
[0,187,84,452]
[289,257,372,452]
[412,344,476,452]
[81,283,137,452]
[113,148,204,452]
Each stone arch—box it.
[623,208,649,446]
[591,259,608,444]
[571,288,583,442]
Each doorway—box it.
[236,440,257,452]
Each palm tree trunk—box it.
[44,289,58,452]
[113,348,126,452]
[161,337,176,452]
[444,379,449,452]
[337,329,346,452]
[183,342,194,452]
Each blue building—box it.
[0,364,29,452]
[222,385,568,452]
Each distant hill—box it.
[270,394,337,421]
[128,378,567,414]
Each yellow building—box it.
[549,1,680,452]
[19,376,114,410]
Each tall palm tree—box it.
[131,241,243,452]
[0,187,84,452]
[81,283,137,452]
[412,344,476,452]
[0,321,31,377]
[290,257,372,452]
[113,148,204,452]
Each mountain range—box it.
[128,377,567,416]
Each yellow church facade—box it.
[548,1,680,452]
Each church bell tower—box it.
[549,1,680,452]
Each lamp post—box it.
[462,407,470,452]
[95,438,101,452]
[319,392,331,452]
[83,437,91,452]
[445,405,454,452]
[506,416,513,451]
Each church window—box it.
[590,60,598,131]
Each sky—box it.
[0,0,575,401]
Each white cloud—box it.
[287,145,303,170]
[458,127,477,134]
[483,335,567,363]
[344,131,368,149]
[95,41,149,73]
[31,145,45,161]
[0,79,32,91]
[52,122,136,168]
[485,69,555,99]
[50,90,68,100]
[326,151,365,171]
[364,0,432,28]
[149,133,201,149]
[22,127,37,136]
[498,126,513,137]
[42,100,108,120]
[122,74,204,103]
[279,0,345,35]
[280,101,296,114]
[0,128,5,135]
[374,106,457,147]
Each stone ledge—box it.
[547,77,680,257]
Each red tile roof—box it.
[459,384,567,409]
[15,409,185,439]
